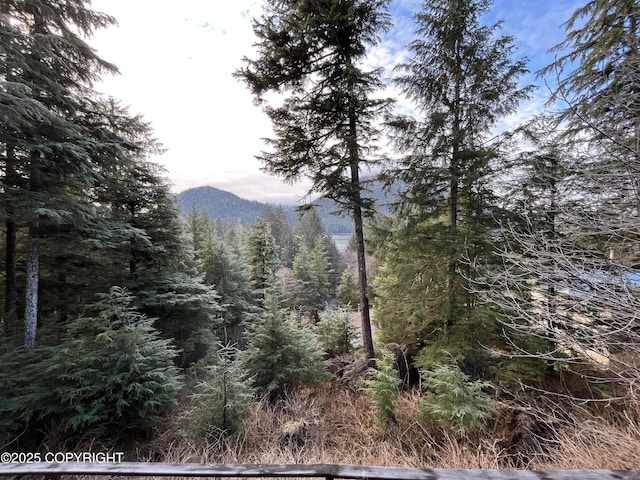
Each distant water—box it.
[332,234,352,252]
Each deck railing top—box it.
[0,462,638,480]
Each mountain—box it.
[177,186,274,226]
[176,180,399,234]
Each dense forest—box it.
[1,0,639,469]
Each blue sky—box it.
[89,0,584,204]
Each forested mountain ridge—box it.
[177,181,394,234]
[177,186,275,226]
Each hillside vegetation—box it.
[1,0,639,470]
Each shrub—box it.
[316,308,357,357]
[364,351,401,425]
[240,295,329,402]
[419,361,496,435]
[183,343,254,440]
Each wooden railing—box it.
[0,462,638,480]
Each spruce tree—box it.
[240,294,329,403]
[260,205,296,267]
[0,287,180,445]
[364,351,401,426]
[477,1,640,393]
[286,240,331,318]
[418,361,495,435]
[294,207,342,282]
[0,1,141,347]
[378,0,531,372]
[236,0,393,361]
[246,219,280,306]
[184,343,254,439]
[201,231,254,345]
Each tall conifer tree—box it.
[236,0,393,360]
[378,0,531,370]
[0,0,118,347]
[478,1,640,392]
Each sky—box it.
[88,0,584,205]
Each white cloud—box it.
[85,0,579,204]
[88,0,306,203]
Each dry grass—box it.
[137,382,640,471]
[533,410,640,470]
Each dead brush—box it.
[134,377,640,471]
[533,412,640,470]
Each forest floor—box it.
[138,369,640,470]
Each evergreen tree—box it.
[0,287,180,446]
[294,207,343,284]
[201,231,254,345]
[224,221,248,258]
[295,207,326,252]
[88,131,223,367]
[236,0,394,361]
[183,343,254,439]
[184,204,211,258]
[246,219,279,305]
[378,0,531,372]
[337,269,359,309]
[545,0,640,266]
[0,2,155,349]
[542,0,639,140]
[364,350,401,426]
[260,205,296,267]
[240,294,329,402]
[476,1,640,394]
[286,240,331,318]
[0,0,117,346]
[316,308,357,357]
[418,361,495,435]
[124,177,222,367]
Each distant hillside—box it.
[177,186,274,226]
[177,180,399,234]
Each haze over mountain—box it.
[177,180,397,234]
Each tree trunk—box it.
[347,67,375,362]
[24,227,39,349]
[5,218,17,336]
[351,180,375,362]
[444,32,466,336]
[335,45,376,362]
[24,150,41,349]
[4,142,18,335]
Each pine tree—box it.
[0,1,145,348]
[0,287,180,445]
[236,0,393,361]
[240,294,329,403]
[378,0,531,373]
